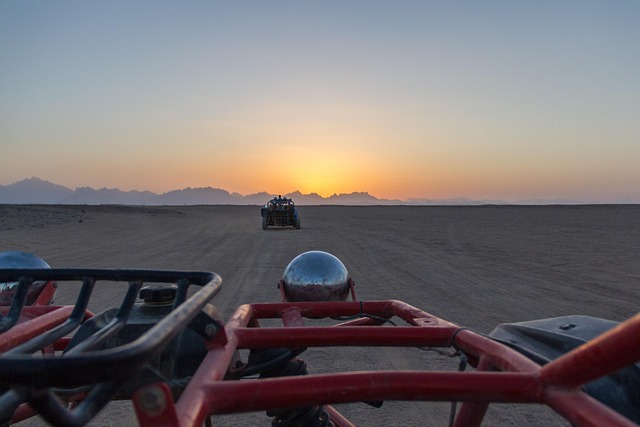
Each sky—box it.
[1,1,639,202]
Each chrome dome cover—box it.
[0,251,51,306]
[282,251,350,302]
[0,251,50,269]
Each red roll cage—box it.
[1,270,639,427]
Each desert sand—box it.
[2,204,639,426]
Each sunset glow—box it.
[1,2,639,203]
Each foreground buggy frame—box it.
[1,268,639,427]
[261,197,300,230]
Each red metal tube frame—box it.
[3,299,638,426]
[162,301,640,427]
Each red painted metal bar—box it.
[133,382,180,427]
[152,301,640,427]
[0,305,67,318]
[173,304,253,427]
[385,300,459,327]
[9,403,38,424]
[545,389,638,427]
[233,325,455,349]
[250,301,391,319]
[277,305,355,426]
[453,329,541,373]
[248,300,451,327]
[325,404,356,427]
[53,337,72,351]
[277,279,287,302]
[333,316,382,327]
[224,300,459,350]
[280,306,305,327]
[201,371,542,414]
[11,391,89,425]
[33,281,57,306]
[0,306,74,352]
[170,301,533,427]
[451,355,494,427]
[539,313,640,388]
[348,278,357,301]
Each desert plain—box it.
[1,204,639,426]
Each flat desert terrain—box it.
[2,204,639,426]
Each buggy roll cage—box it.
[0,268,639,427]
[266,198,295,208]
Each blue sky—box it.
[2,1,639,202]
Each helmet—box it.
[0,251,51,306]
[281,251,350,302]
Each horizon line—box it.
[2,177,640,205]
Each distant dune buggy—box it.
[261,196,300,230]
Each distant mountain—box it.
[0,177,73,204]
[1,178,411,205]
[158,187,242,205]
[243,192,276,205]
[285,191,326,204]
[404,197,505,205]
[63,187,158,205]
[2,177,628,205]
[514,197,581,205]
[326,191,394,205]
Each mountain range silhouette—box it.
[0,177,590,205]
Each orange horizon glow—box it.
[16,133,639,203]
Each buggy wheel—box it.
[262,217,268,230]
[295,217,301,229]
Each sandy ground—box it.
[1,204,639,426]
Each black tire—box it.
[295,217,301,229]
[262,217,268,230]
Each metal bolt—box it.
[138,384,166,417]
[204,323,217,338]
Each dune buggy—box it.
[261,196,300,230]
[0,250,639,427]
